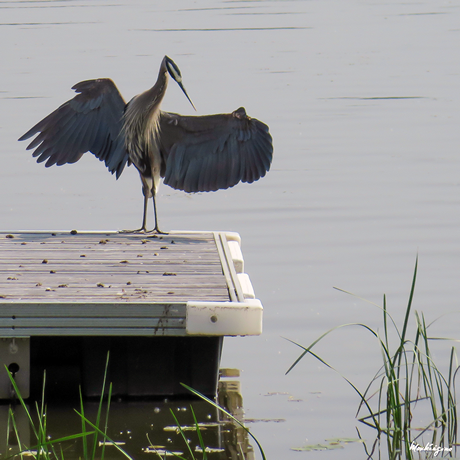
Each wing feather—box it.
[19,78,129,179]
[197,153,211,192]
[159,108,273,193]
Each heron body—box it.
[18,56,273,233]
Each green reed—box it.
[4,360,263,460]
[4,353,132,460]
[286,257,459,459]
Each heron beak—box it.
[178,81,197,111]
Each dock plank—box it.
[0,231,230,303]
[0,230,263,338]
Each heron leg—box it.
[119,196,149,233]
[150,192,168,234]
[141,195,149,231]
[119,177,167,234]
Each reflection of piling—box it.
[218,370,255,460]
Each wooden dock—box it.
[0,231,263,398]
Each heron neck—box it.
[145,70,168,113]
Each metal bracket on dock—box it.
[0,337,30,399]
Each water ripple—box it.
[137,26,310,32]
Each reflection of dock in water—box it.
[0,369,255,459]
[217,371,255,460]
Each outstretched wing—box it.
[159,107,273,193]
[18,78,128,179]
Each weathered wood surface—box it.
[0,231,230,303]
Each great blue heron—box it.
[18,56,273,233]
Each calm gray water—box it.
[2,0,460,458]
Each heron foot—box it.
[148,228,169,235]
[119,228,148,234]
[118,228,169,235]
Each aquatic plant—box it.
[286,257,459,459]
[4,359,263,460]
[4,354,132,460]
[146,406,209,460]
[6,370,94,460]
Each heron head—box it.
[164,56,196,111]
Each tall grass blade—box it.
[79,386,88,460]
[190,405,207,460]
[100,382,113,460]
[169,409,196,460]
[90,351,110,460]
[5,366,40,443]
[396,256,418,372]
[285,322,378,375]
[7,407,24,460]
[181,383,267,460]
[73,411,134,460]
[287,257,460,460]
